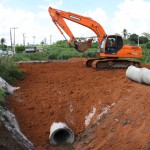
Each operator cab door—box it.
[105,35,123,54]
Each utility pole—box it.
[50,35,52,45]
[22,33,26,46]
[10,28,13,51]
[138,35,139,46]
[33,36,36,45]
[44,37,47,44]
[11,27,18,54]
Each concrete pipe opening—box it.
[50,122,74,145]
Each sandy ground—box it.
[8,58,150,150]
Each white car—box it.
[0,50,5,56]
[0,50,13,56]
[7,51,13,55]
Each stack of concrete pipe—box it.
[126,66,150,85]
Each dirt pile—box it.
[8,58,150,150]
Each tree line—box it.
[1,29,150,52]
[122,29,150,45]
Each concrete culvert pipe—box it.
[49,122,74,145]
[126,66,150,85]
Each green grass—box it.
[0,89,5,105]
[0,89,5,115]
[0,57,24,115]
[140,49,150,64]
[0,57,25,84]
[10,47,150,63]
[11,48,97,61]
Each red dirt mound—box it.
[8,58,150,150]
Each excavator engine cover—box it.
[74,39,93,53]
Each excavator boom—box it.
[48,7,106,52]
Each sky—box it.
[0,0,150,45]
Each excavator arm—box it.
[48,7,107,52]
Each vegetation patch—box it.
[0,89,5,115]
[0,57,25,84]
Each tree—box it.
[40,40,45,45]
[128,33,149,45]
[0,38,7,50]
[0,38,5,45]
[139,36,149,44]
[129,33,138,44]
[142,32,150,40]
[55,40,70,48]
[122,29,129,39]
[15,45,25,53]
[146,41,150,49]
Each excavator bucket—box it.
[74,39,93,53]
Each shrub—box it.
[0,89,5,106]
[0,89,5,115]
[15,45,25,53]
[12,53,30,62]
[82,50,97,58]
[57,51,81,60]
[146,41,150,49]
[0,57,24,84]
[48,51,60,60]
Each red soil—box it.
[8,58,150,150]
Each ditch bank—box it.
[0,77,34,150]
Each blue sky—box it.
[0,0,150,45]
[5,0,122,17]
[5,0,121,12]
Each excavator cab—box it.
[100,35,123,55]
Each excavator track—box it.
[86,58,140,69]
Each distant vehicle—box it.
[0,50,3,55]
[25,46,38,53]
[0,50,6,56]
[7,51,13,55]
[0,50,14,56]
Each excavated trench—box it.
[7,58,150,150]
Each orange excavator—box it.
[48,7,142,69]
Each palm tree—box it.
[122,29,128,39]
[1,38,6,45]
[0,38,6,50]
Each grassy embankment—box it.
[0,57,24,114]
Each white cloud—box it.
[38,0,63,10]
[0,4,40,45]
[54,7,107,41]
[111,0,150,35]
[1,0,149,46]
[84,8,107,30]
[0,1,63,45]
[0,0,9,4]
